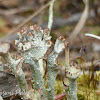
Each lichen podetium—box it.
[65,42,81,100]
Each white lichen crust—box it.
[0,42,29,96]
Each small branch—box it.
[55,92,66,100]
[85,33,100,40]
[48,0,55,31]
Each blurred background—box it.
[0,0,100,59]
[0,0,100,100]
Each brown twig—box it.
[55,92,66,100]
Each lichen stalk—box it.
[1,51,28,94]
[14,59,29,93]
[68,79,77,100]
[47,37,65,100]
[3,53,16,72]
[65,43,81,100]
[47,51,60,100]
[24,58,47,100]
[65,68,79,100]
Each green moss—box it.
[60,60,66,66]
[96,71,100,81]
[78,74,89,87]
[50,31,57,42]
[78,94,85,100]
[0,17,6,27]
[53,11,62,17]
[55,80,65,95]
[53,0,61,17]
[86,24,100,35]
[59,26,74,33]
[0,34,3,37]
[92,27,100,35]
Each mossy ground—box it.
[55,72,100,100]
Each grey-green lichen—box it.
[14,25,53,100]
[0,43,29,95]
[24,57,47,100]
[14,25,66,100]
[14,26,52,60]
[1,24,83,100]
[65,43,81,100]
[47,36,65,100]
[0,24,81,100]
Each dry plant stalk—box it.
[68,0,89,43]
[65,42,81,100]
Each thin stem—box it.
[48,0,55,31]
[38,0,55,78]
[65,42,70,68]
[47,37,65,100]
[67,79,78,100]
[47,51,60,100]
[2,53,29,93]
[24,58,47,100]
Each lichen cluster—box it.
[13,25,66,100]
[0,25,81,100]
[14,25,52,60]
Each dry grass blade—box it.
[68,0,89,43]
